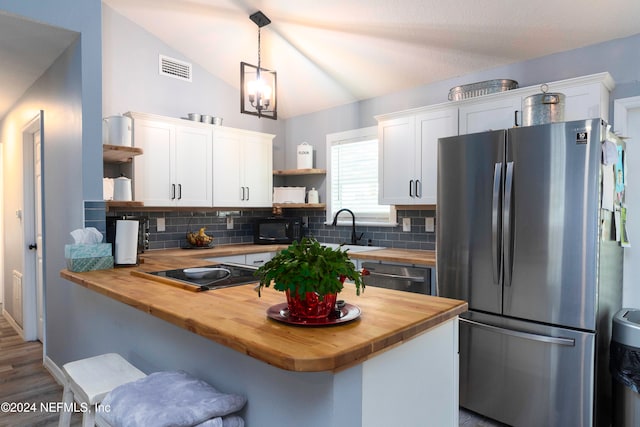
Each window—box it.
[326,127,396,225]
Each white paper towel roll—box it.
[115,220,138,265]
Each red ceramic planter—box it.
[285,289,338,320]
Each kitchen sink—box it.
[319,243,386,253]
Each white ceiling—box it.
[1,1,640,120]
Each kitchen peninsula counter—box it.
[61,253,463,372]
[60,250,463,426]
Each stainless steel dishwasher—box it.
[361,262,432,295]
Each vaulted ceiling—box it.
[2,1,640,120]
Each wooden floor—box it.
[0,309,81,426]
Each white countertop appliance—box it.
[105,216,150,266]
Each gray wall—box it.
[0,0,101,359]
[102,5,286,169]
[284,33,640,189]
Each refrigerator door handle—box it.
[460,318,575,346]
[503,161,514,287]
[492,162,503,284]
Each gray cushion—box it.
[100,370,246,427]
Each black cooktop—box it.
[148,263,259,291]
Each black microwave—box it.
[254,217,303,245]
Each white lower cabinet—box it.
[206,252,276,267]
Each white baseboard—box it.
[44,355,66,386]
[2,308,25,340]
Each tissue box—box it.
[273,187,306,204]
[65,243,114,272]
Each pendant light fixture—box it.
[241,11,277,120]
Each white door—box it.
[33,129,44,341]
[20,113,44,342]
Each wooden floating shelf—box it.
[272,203,326,209]
[106,201,144,211]
[273,168,326,176]
[103,144,143,163]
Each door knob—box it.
[28,243,37,250]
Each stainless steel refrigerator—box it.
[436,119,623,427]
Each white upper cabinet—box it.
[174,126,213,206]
[416,108,459,204]
[459,96,521,134]
[542,79,611,121]
[378,115,417,205]
[212,127,274,207]
[377,72,614,206]
[130,117,175,206]
[128,111,273,208]
[378,107,458,205]
[130,113,212,207]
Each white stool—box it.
[58,353,146,427]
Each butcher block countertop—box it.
[61,247,459,373]
[152,243,436,266]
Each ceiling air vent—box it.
[159,54,192,82]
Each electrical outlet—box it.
[226,217,234,230]
[425,217,435,232]
[156,217,166,232]
[402,217,411,232]
[302,216,309,228]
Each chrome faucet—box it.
[331,208,362,245]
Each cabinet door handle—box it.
[171,184,176,200]
[409,180,414,197]
[240,187,245,200]
[514,110,520,127]
[246,186,249,201]
[415,180,421,198]
[178,184,182,200]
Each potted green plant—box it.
[255,237,365,320]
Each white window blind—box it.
[326,127,394,225]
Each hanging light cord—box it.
[256,27,262,81]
